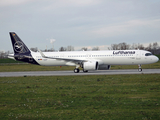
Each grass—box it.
[156,54,160,59]
[0,74,160,119]
[0,58,23,64]
[0,64,76,72]
[0,56,159,119]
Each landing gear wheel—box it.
[138,64,142,72]
[138,68,142,72]
[74,68,79,73]
[83,69,88,73]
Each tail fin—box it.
[9,32,30,54]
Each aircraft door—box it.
[136,51,141,60]
[60,54,64,58]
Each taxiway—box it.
[0,69,160,77]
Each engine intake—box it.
[83,61,98,71]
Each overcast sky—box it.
[0,0,160,52]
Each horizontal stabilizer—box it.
[8,54,33,59]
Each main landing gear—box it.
[74,68,88,73]
[83,69,88,73]
[74,68,80,73]
[74,64,88,73]
[74,65,80,73]
[138,64,142,72]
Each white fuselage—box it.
[8,32,159,73]
[31,50,159,66]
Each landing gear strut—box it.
[138,64,142,72]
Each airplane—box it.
[8,32,159,73]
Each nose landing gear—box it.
[138,64,142,72]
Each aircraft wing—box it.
[38,49,88,63]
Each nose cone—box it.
[154,56,159,63]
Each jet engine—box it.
[98,65,111,70]
[83,61,98,71]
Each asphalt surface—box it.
[0,69,160,77]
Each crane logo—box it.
[14,41,24,53]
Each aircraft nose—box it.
[154,56,159,62]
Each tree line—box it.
[0,42,160,58]
[109,42,160,54]
[30,45,100,52]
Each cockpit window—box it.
[145,53,152,56]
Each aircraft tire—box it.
[74,68,79,73]
[138,68,142,72]
[83,69,88,73]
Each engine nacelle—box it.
[98,65,111,70]
[83,61,98,71]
